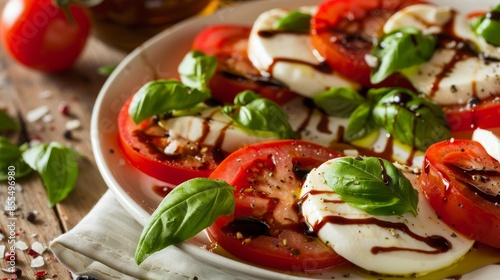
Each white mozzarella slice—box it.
[472,128,500,162]
[158,107,278,154]
[383,4,500,106]
[300,158,474,276]
[247,8,358,98]
[283,97,424,167]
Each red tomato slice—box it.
[207,140,347,272]
[192,25,297,104]
[310,0,423,87]
[420,139,500,248]
[445,96,500,135]
[118,96,223,185]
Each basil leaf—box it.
[222,91,298,139]
[371,27,436,84]
[98,65,116,76]
[135,178,235,264]
[0,158,33,181]
[344,103,377,142]
[0,137,21,163]
[313,87,367,118]
[22,142,80,207]
[472,5,500,46]
[273,10,311,33]
[0,110,19,132]
[372,88,451,150]
[178,50,217,90]
[0,138,33,181]
[323,156,419,216]
[128,79,210,124]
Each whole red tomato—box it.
[0,0,91,72]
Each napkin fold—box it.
[49,191,249,280]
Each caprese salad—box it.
[121,0,500,278]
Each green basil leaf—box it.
[371,87,451,150]
[313,87,367,118]
[344,103,377,142]
[98,65,116,76]
[323,156,419,216]
[233,90,261,105]
[0,110,19,132]
[128,79,210,124]
[22,142,79,207]
[371,27,436,84]
[0,158,33,181]
[0,137,21,163]
[273,10,312,33]
[135,178,235,264]
[222,91,298,139]
[472,5,500,46]
[178,50,217,90]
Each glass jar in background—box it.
[89,0,216,51]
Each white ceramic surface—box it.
[90,0,500,279]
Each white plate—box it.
[91,0,500,279]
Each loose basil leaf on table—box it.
[0,136,21,163]
[22,142,80,207]
[313,87,366,118]
[371,87,451,151]
[323,156,419,216]
[222,90,298,139]
[135,178,235,264]
[0,110,19,132]
[178,50,218,90]
[273,10,312,33]
[371,27,436,84]
[128,79,211,124]
[471,4,500,46]
[0,138,33,181]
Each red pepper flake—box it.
[34,270,48,279]
[27,248,39,258]
[58,102,70,116]
[4,251,15,261]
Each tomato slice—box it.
[420,139,500,248]
[118,96,223,185]
[310,0,423,87]
[445,96,500,135]
[207,140,347,272]
[192,25,297,104]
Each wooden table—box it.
[0,0,243,278]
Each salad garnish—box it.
[370,27,436,84]
[128,50,217,124]
[471,4,500,46]
[272,10,311,33]
[135,178,235,264]
[222,90,298,139]
[313,86,451,150]
[323,156,419,216]
[128,79,211,124]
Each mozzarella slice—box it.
[300,158,474,276]
[472,128,500,162]
[158,107,278,154]
[383,4,500,106]
[247,8,359,98]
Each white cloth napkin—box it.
[49,191,251,280]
